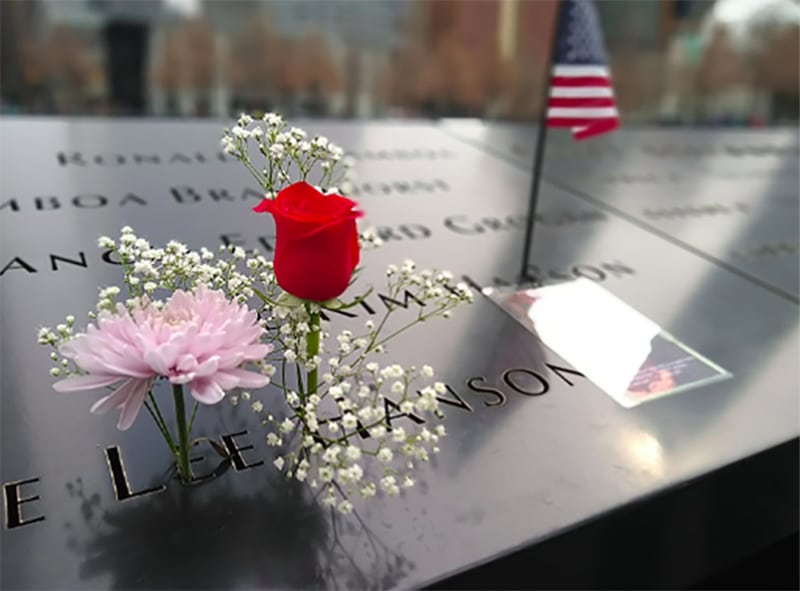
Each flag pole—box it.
[519,0,564,283]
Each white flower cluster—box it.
[97,226,277,308]
[220,112,354,196]
[245,257,473,512]
[258,316,449,510]
[37,318,78,378]
[384,260,474,319]
[358,228,384,251]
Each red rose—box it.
[253,182,363,301]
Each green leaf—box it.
[276,290,305,307]
[331,286,374,310]
[192,436,230,459]
[320,298,345,310]
[252,286,277,307]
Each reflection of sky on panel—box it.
[439,121,800,300]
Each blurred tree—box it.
[45,25,96,113]
[299,29,342,116]
[696,27,752,97]
[379,43,426,116]
[227,18,278,111]
[184,19,215,90]
[273,38,304,104]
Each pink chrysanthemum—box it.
[54,286,271,430]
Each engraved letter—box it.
[220,233,246,247]
[170,186,202,203]
[378,289,425,311]
[105,446,167,501]
[4,478,45,529]
[120,193,147,207]
[101,249,123,265]
[72,194,108,209]
[0,257,38,276]
[466,377,506,407]
[132,154,161,164]
[399,224,431,240]
[384,398,426,429]
[210,189,235,202]
[34,197,61,210]
[503,368,549,396]
[50,252,87,271]
[257,236,275,252]
[94,154,126,166]
[220,431,264,471]
[57,152,87,166]
[444,215,483,235]
[546,363,585,387]
[427,383,473,412]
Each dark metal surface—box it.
[1,118,798,590]
[440,120,800,301]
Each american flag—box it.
[546,0,619,141]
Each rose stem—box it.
[306,304,321,400]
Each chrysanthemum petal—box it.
[144,344,179,375]
[53,374,122,392]
[116,380,150,431]
[90,378,138,414]
[189,379,226,405]
[193,356,220,377]
[224,368,269,388]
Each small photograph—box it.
[622,332,730,407]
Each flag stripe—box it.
[547,107,618,118]
[550,76,611,87]
[546,0,619,141]
[547,117,619,127]
[548,97,616,108]
[574,119,619,140]
[553,65,609,77]
[550,87,613,97]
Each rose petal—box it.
[253,198,275,213]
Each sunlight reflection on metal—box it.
[623,429,665,478]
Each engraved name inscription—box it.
[3,360,588,530]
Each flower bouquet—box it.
[39,112,473,513]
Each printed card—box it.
[487,279,731,407]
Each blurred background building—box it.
[1,0,798,124]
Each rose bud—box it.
[254,182,363,302]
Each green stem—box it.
[306,305,321,398]
[172,384,192,484]
[240,149,269,190]
[147,392,173,444]
[372,309,442,350]
[187,401,199,434]
[144,399,176,454]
